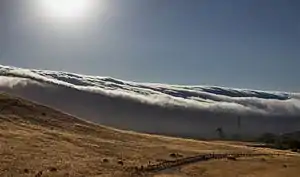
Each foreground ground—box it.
[0,93,299,177]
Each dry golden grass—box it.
[178,155,300,177]
[0,93,299,177]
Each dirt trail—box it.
[126,153,274,176]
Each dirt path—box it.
[126,153,274,176]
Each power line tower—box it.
[236,116,242,140]
[237,116,241,130]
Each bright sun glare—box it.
[39,0,93,21]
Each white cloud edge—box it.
[0,64,299,117]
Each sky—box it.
[0,0,299,92]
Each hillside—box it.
[1,92,300,177]
[0,65,299,139]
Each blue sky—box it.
[0,0,299,91]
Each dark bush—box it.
[256,132,300,151]
[24,169,29,173]
[35,171,43,177]
[291,149,298,153]
[118,160,124,165]
[169,153,177,158]
[257,133,277,144]
[48,167,57,172]
[227,156,237,161]
[169,153,183,158]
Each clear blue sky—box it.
[0,0,299,91]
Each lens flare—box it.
[38,0,94,22]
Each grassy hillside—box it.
[0,92,299,177]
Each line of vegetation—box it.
[254,132,300,152]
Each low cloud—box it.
[0,64,299,117]
[0,76,43,88]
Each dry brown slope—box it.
[0,92,299,177]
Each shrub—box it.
[169,153,177,158]
[24,169,29,173]
[35,171,43,177]
[169,153,183,158]
[48,167,57,172]
[291,149,298,153]
[118,160,124,165]
[227,156,237,161]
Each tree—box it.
[216,127,225,139]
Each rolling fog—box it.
[0,65,299,139]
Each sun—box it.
[38,0,93,21]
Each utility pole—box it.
[237,116,241,130]
[236,116,241,140]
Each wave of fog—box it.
[0,64,299,138]
[1,65,299,116]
